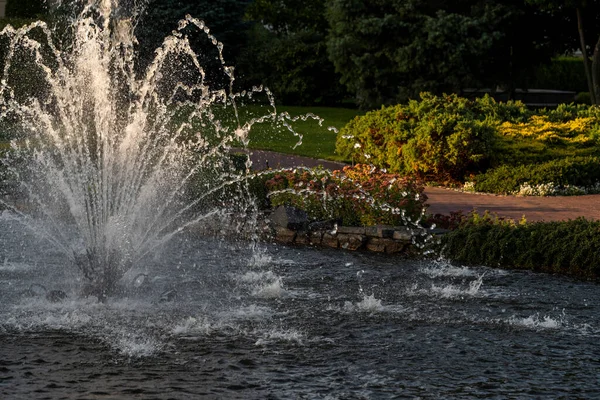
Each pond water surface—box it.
[0,219,599,399]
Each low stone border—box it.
[262,205,447,255]
[270,225,410,254]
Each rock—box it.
[295,231,311,245]
[384,240,406,254]
[392,227,413,242]
[271,205,308,230]
[322,233,339,248]
[309,231,324,245]
[308,219,336,232]
[337,226,366,235]
[365,225,395,238]
[338,234,366,251]
[430,227,450,236]
[274,226,297,244]
[366,238,386,252]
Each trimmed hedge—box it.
[473,156,600,195]
[440,217,600,280]
[528,57,588,93]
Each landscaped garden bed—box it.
[335,93,600,196]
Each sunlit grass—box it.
[0,105,363,162]
[243,105,363,161]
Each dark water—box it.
[1,219,599,399]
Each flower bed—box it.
[264,164,427,227]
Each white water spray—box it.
[0,1,271,300]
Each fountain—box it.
[0,1,599,398]
[0,0,265,301]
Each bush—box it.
[337,93,600,187]
[527,57,587,93]
[336,93,501,182]
[472,156,600,195]
[264,165,427,226]
[576,92,592,105]
[440,217,600,280]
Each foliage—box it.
[135,0,251,79]
[238,0,348,105]
[237,25,347,106]
[526,0,600,104]
[498,115,599,145]
[337,93,600,185]
[325,0,562,109]
[576,92,592,105]
[5,0,46,18]
[263,165,427,226]
[472,156,600,194]
[528,57,588,92]
[336,93,506,182]
[441,216,600,280]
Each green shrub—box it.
[575,92,592,105]
[337,93,600,187]
[336,93,501,182]
[472,156,600,194]
[440,217,600,280]
[527,57,587,93]
[538,102,600,122]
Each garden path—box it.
[246,149,600,222]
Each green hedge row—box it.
[528,57,588,93]
[472,156,600,194]
[439,217,600,280]
[336,93,509,182]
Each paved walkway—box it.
[245,149,600,222]
[424,187,600,222]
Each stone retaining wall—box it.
[269,224,441,254]
[263,205,446,255]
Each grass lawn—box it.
[242,105,363,161]
[0,105,363,162]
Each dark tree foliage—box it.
[237,0,349,105]
[5,0,47,18]
[134,0,252,80]
[325,0,563,109]
[527,0,600,104]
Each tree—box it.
[134,0,252,76]
[237,0,348,105]
[325,0,561,109]
[5,0,47,18]
[527,0,600,104]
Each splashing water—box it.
[0,1,273,301]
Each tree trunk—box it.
[577,7,597,104]
[593,35,600,105]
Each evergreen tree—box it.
[238,0,349,105]
[325,0,561,108]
